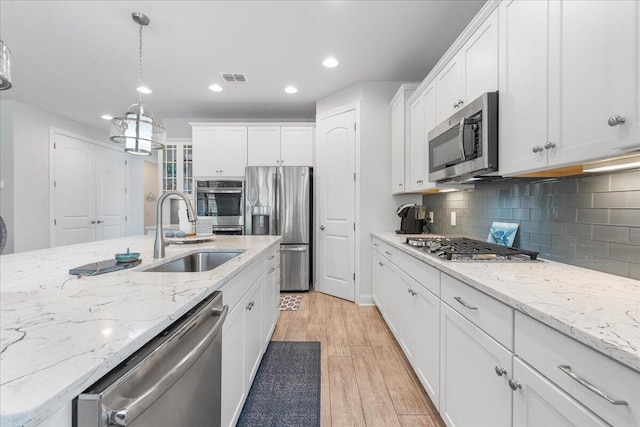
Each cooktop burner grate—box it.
[405,237,539,261]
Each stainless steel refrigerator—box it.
[245,166,312,291]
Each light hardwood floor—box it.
[272,291,445,427]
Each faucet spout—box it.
[154,190,198,258]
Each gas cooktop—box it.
[405,236,539,261]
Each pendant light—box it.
[110,12,165,155]
[0,39,12,90]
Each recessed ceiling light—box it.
[208,84,223,92]
[284,86,298,94]
[101,114,113,120]
[322,57,339,68]
[136,85,152,94]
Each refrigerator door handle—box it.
[280,246,309,252]
[274,171,280,235]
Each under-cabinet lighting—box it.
[583,154,640,173]
[439,188,459,193]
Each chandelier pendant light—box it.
[0,39,12,90]
[110,12,166,155]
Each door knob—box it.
[319,225,325,230]
[532,145,544,153]
[608,115,626,126]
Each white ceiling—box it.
[0,0,485,132]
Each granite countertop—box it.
[372,232,640,373]
[0,234,281,427]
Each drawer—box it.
[393,250,440,297]
[441,274,513,349]
[515,312,640,427]
[220,256,264,311]
[372,238,397,260]
[265,245,279,267]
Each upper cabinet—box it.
[192,127,248,178]
[436,9,499,124]
[407,83,438,193]
[390,84,418,194]
[500,0,640,175]
[247,125,314,167]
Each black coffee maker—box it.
[396,204,426,234]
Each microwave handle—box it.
[458,116,467,161]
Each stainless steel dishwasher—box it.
[75,291,228,427]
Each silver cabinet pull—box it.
[373,243,379,247]
[268,254,275,260]
[557,365,628,405]
[495,366,507,377]
[268,267,275,273]
[319,225,325,230]
[385,251,392,256]
[532,145,544,153]
[378,262,383,267]
[417,179,424,184]
[544,141,556,150]
[508,379,521,391]
[454,296,478,310]
[91,220,97,224]
[96,220,104,224]
[608,115,626,127]
[411,290,417,296]
[246,301,255,311]
[398,183,403,187]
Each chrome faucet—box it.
[154,190,198,258]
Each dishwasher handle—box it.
[108,304,229,426]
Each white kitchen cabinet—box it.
[263,251,280,348]
[192,127,247,178]
[280,126,314,166]
[221,297,246,427]
[390,84,418,194]
[247,126,314,167]
[244,275,265,387]
[158,142,193,196]
[372,249,385,309]
[436,9,498,125]
[439,303,512,427]
[512,357,609,427]
[381,256,399,334]
[407,90,438,192]
[500,0,640,176]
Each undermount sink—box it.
[144,250,244,273]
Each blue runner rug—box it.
[237,341,321,427]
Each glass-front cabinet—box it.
[159,142,193,197]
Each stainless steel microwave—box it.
[428,91,498,182]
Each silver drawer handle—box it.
[608,115,626,126]
[268,255,275,260]
[557,365,628,405]
[268,267,275,273]
[532,145,544,153]
[508,379,521,391]
[373,243,379,247]
[385,251,392,256]
[495,366,507,377]
[454,296,478,310]
[378,262,383,267]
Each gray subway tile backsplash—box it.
[422,169,639,280]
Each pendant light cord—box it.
[138,24,143,104]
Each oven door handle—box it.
[197,189,243,194]
[212,227,244,232]
[458,116,468,161]
[106,305,229,426]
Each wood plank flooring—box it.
[272,291,444,427]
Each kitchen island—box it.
[0,234,281,427]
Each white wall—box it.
[0,101,15,253]
[316,82,421,304]
[0,100,146,253]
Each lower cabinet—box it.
[221,249,280,427]
[372,251,385,309]
[439,303,513,427]
[512,357,609,427]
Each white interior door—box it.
[316,109,356,302]
[95,145,125,240]
[53,133,96,247]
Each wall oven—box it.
[195,180,245,234]
[428,91,498,182]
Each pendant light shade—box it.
[109,13,165,155]
[0,39,12,90]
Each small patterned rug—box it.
[280,294,302,311]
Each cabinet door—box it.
[413,283,440,408]
[397,270,416,363]
[462,9,499,104]
[423,82,437,185]
[221,303,246,427]
[219,127,248,177]
[263,262,279,347]
[436,56,463,124]
[498,0,550,176]
[192,128,222,177]
[372,251,385,310]
[381,259,399,334]
[248,127,280,167]
[408,94,427,191]
[512,357,609,427]
[549,0,640,164]
[280,127,314,166]
[440,303,512,427]
[391,94,406,193]
[244,276,265,387]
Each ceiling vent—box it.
[221,73,247,82]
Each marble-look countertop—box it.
[0,234,281,427]
[372,232,640,373]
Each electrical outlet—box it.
[429,211,434,224]
[451,211,457,226]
